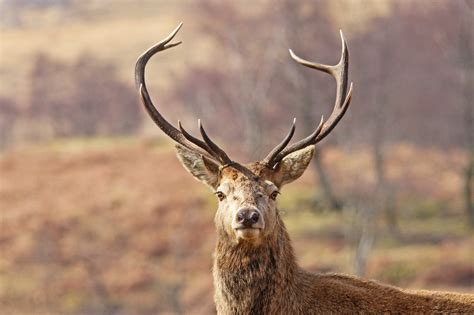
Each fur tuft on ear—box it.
[274,145,315,186]
[175,145,220,189]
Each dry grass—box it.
[0,1,210,106]
[0,0,401,108]
[0,139,472,314]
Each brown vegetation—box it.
[0,141,472,314]
[1,0,473,313]
[27,52,142,142]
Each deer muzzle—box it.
[232,207,264,240]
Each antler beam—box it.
[135,23,233,165]
[263,30,353,168]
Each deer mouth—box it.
[234,227,262,240]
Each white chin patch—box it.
[235,228,261,241]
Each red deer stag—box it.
[135,23,474,314]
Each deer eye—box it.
[215,191,226,201]
[270,191,280,200]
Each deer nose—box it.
[236,208,260,228]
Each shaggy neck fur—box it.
[213,213,297,314]
[212,212,474,314]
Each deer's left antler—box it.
[263,30,353,168]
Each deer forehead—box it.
[218,164,278,196]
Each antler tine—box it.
[199,120,233,165]
[138,85,208,156]
[135,22,183,91]
[178,120,215,154]
[262,118,296,166]
[268,31,353,167]
[135,23,231,164]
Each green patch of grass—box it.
[279,185,316,212]
[5,136,177,157]
[400,198,445,220]
[19,137,138,153]
[283,208,342,235]
[401,215,470,239]
[376,261,418,285]
[61,292,86,313]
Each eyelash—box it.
[270,191,280,200]
[215,191,279,201]
[215,191,226,201]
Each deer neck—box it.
[213,213,298,314]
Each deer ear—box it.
[274,145,315,186]
[175,145,220,189]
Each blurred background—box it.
[0,0,473,314]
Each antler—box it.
[135,23,232,165]
[263,30,353,168]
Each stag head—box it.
[135,23,353,244]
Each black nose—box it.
[236,209,260,228]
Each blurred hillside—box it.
[1,0,194,144]
[1,0,472,156]
[0,0,387,102]
[0,140,472,314]
[0,1,473,314]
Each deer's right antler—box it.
[135,23,233,166]
[263,30,353,169]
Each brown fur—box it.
[176,145,474,314]
[214,214,474,314]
